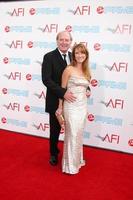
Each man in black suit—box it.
[42,31,76,166]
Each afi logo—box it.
[106,99,124,109]
[73,42,87,48]
[11,8,24,16]
[35,123,49,131]
[74,5,90,15]
[10,40,23,48]
[38,91,46,99]
[42,24,58,33]
[110,62,128,72]
[8,72,21,80]
[115,24,131,34]
[5,102,20,111]
[103,134,120,144]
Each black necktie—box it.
[62,54,67,66]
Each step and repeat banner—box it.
[0,0,133,154]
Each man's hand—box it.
[64,90,76,103]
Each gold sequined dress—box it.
[62,75,89,174]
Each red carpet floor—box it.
[0,129,133,200]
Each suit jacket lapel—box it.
[55,48,66,68]
[68,51,72,62]
[55,48,72,67]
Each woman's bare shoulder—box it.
[64,65,73,74]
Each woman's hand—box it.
[55,107,65,129]
[55,107,63,116]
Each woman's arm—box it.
[56,67,71,114]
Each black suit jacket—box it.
[42,48,72,113]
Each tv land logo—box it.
[27,41,56,49]
[96,6,133,14]
[128,139,133,147]
[94,43,131,52]
[24,105,45,114]
[65,25,72,32]
[83,131,91,139]
[2,88,29,97]
[98,80,127,90]
[90,79,98,87]
[65,25,100,33]
[29,7,60,15]
[87,98,93,105]
[68,5,90,15]
[96,6,104,14]
[4,26,32,33]
[87,114,123,126]
[100,99,124,109]
[1,117,27,128]
[26,74,41,81]
[3,57,40,66]
[87,114,95,122]
[3,57,31,65]
[90,62,97,70]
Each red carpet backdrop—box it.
[0,0,133,154]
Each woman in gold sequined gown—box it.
[56,43,91,174]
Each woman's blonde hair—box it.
[71,43,91,81]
